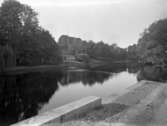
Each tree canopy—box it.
[0,0,62,67]
[58,35,129,62]
[137,19,167,66]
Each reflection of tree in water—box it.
[60,63,139,86]
[60,71,111,86]
[0,71,62,126]
[137,65,167,82]
[127,63,140,74]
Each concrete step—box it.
[11,96,101,126]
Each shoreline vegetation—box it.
[0,61,138,76]
[0,0,167,73]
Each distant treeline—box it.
[0,0,167,70]
[58,35,138,62]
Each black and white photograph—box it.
[0,0,167,126]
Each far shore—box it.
[0,60,134,75]
[0,65,65,75]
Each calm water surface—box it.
[39,70,137,113]
[2,64,166,125]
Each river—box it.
[1,64,166,125]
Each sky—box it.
[1,0,167,47]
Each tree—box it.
[0,0,62,66]
[58,35,128,62]
[137,19,167,65]
[0,0,23,47]
[127,44,138,61]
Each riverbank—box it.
[44,80,167,126]
[0,65,65,75]
[0,59,136,75]
[0,61,92,75]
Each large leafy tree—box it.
[0,0,61,66]
[137,19,167,65]
[0,0,21,47]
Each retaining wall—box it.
[11,96,101,126]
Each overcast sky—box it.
[1,0,167,47]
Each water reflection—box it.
[0,72,62,126]
[0,70,115,125]
[0,63,167,125]
[60,70,111,86]
[0,64,132,125]
[127,63,140,74]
